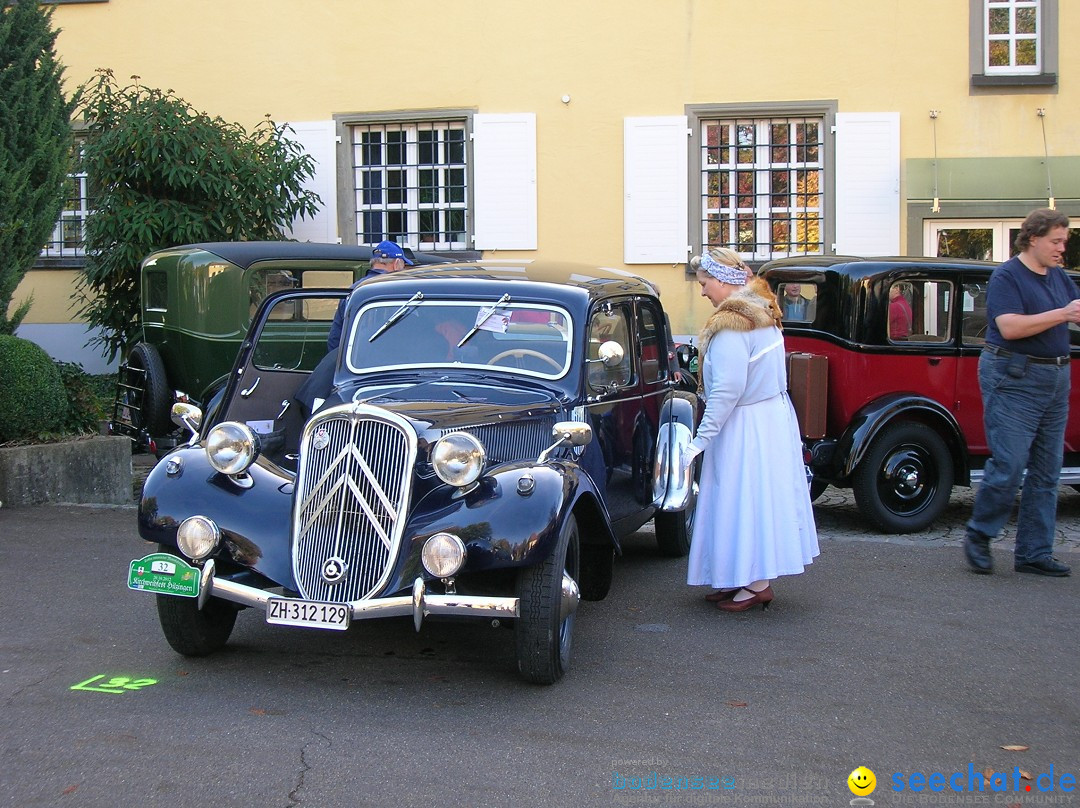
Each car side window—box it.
[637,303,667,384]
[779,282,817,323]
[961,282,989,345]
[145,270,168,311]
[889,280,953,344]
[252,295,338,372]
[249,269,299,319]
[588,304,633,390]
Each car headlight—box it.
[206,421,260,475]
[176,515,221,561]
[431,432,485,487]
[421,532,466,578]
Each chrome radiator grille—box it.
[450,417,557,463]
[292,405,415,602]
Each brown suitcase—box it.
[785,352,828,439]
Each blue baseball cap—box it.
[371,240,414,265]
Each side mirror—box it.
[587,340,628,392]
[538,421,593,463]
[594,340,624,367]
[171,402,202,436]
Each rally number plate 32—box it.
[266,598,351,631]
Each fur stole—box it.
[697,277,783,360]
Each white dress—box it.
[685,325,819,589]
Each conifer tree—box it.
[0,1,73,334]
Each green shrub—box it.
[55,361,106,435]
[0,335,70,442]
[73,69,320,361]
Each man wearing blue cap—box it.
[327,240,414,351]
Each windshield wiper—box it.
[456,293,511,349]
[353,375,452,405]
[368,292,424,343]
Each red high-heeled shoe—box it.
[716,586,774,612]
[704,588,740,602]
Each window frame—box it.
[38,130,88,267]
[333,108,480,257]
[925,217,1080,270]
[970,0,1058,87]
[893,279,955,345]
[924,218,1024,262]
[687,101,837,266]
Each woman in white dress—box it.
[685,248,819,612]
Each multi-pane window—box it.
[40,137,88,259]
[350,121,468,251]
[700,117,824,261]
[985,0,1040,74]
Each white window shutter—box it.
[473,113,537,250]
[834,112,900,255]
[283,120,338,243]
[623,116,688,264]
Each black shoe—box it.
[963,534,993,574]
[1014,557,1071,577]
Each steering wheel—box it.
[489,348,562,371]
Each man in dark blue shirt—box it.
[964,209,1080,577]
[326,240,414,351]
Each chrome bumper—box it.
[198,560,520,631]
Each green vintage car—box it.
[111,241,452,453]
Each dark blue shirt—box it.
[326,267,386,351]
[985,256,1080,358]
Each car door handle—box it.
[928,357,942,366]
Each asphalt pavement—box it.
[1,476,1078,808]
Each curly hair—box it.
[1015,208,1070,252]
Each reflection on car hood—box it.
[330,379,565,431]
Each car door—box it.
[879,274,960,417]
[218,289,348,472]
[956,273,990,454]
[583,298,652,533]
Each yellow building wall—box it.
[23,0,1077,338]
[11,270,82,321]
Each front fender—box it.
[653,392,698,511]
[835,393,967,482]
[138,447,298,589]
[397,461,614,587]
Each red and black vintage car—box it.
[760,256,1080,534]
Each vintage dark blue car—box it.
[129,260,698,683]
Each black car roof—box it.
[761,255,999,276]
[152,241,452,269]
[358,260,659,306]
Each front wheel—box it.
[515,515,580,685]
[156,591,238,657]
[852,422,953,534]
[578,543,614,601]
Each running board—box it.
[969,467,1080,485]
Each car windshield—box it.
[345,300,573,379]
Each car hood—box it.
[326,377,567,432]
